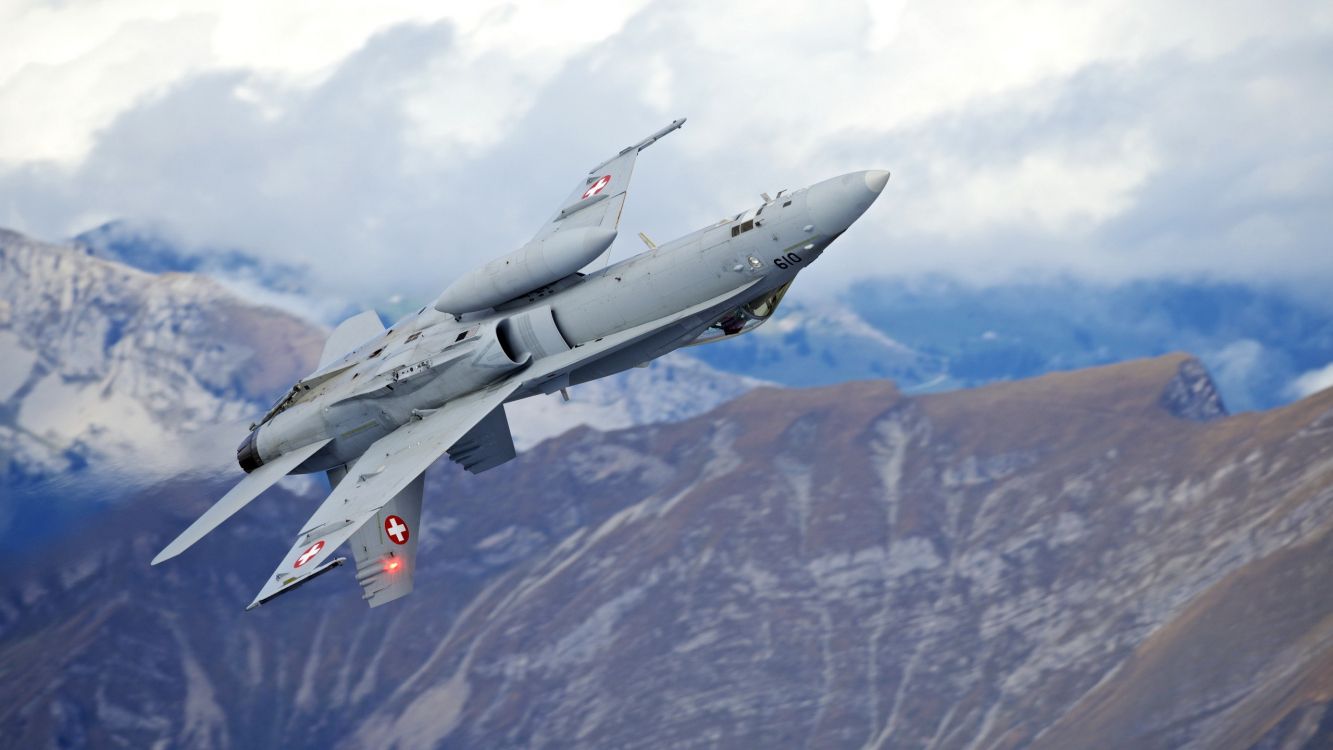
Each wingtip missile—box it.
[245,557,346,611]
[633,117,686,153]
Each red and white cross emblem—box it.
[294,540,324,568]
[582,174,612,200]
[384,515,410,545]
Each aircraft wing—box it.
[530,118,685,243]
[246,379,522,609]
[152,438,332,565]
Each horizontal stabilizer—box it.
[153,438,332,565]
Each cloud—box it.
[0,1,648,163]
[1288,362,1333,399]
[1,0,1331,307]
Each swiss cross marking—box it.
[294,540,324,568]
[384,515,410,545]
[582,174,612,200]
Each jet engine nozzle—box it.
[237,430,263,474]
[806,169,889,236]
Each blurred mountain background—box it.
[2,227,1333,748]
[67,220,1333,410]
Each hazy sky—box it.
[2,1,1331,307]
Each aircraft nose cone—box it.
[864,169,890,194]
[806,169,890,235]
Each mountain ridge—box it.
[4,354,1330,748]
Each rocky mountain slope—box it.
[2,354,1330,749]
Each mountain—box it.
[60,223,943,395]
[0,228,325,491]
[68,222,930,392]
[3,354,1330,748]
[846,276,1333,412]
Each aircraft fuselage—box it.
[239,170,888,475]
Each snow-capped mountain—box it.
[0,228,326,489]
[72,220,356,324]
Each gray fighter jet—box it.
[152,119,889,609]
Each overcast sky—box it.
[2,0,1331,308]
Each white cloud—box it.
[1288,362,1333,399]
[1,0,1331,305]
[0,1,647,163]
[904,129,1158,239]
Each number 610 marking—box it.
[773,252,803,270]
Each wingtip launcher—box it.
[591,117,686,172]
[244,557,347,611]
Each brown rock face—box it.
[2,354,1331,750]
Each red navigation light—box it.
[385,558,401,572]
